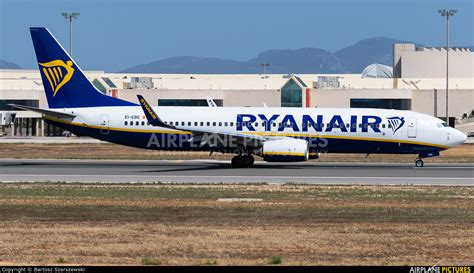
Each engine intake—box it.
[261,138,309,162]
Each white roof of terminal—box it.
[1,69,473,91]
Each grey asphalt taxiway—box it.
[0,159,472,185]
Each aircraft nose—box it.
[450,128,467,146]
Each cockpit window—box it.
[437,122,449,128]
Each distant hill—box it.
[124,56,249,74]
[247,48,343,74]
[123,48,343,74]
[0,59,21,69]
[120,37,433,74]
[334,37,406,73]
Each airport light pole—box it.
[260,62,270,75]
[62,12,80,56]
[438,9,457,126]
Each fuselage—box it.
[44,106,467,156]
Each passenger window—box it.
[230,122,234,126]
[142,121,145,126]
[207,122,210,126]
[200,122,204,126]
[213,122,216,126]
[170,122,173,125]
[181,122,185,126]
[147,122,150,126]
[352,124,356,128]
[382,124,385,128]
[346,123,349,128]
[224,122,228,126]
[188,122,191,126]
[124,121,128,126]
[194,122,198,126]
[388,124,392,128]
[359,124,362,128]
[219,122,222,126]
[136,121,140,126]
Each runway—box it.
[0,159,473,185]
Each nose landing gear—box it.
[414,151,440,167]
[415,158,424,167]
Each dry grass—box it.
[0,143,473,163]
[0,184,472,265]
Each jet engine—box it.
[261,138,309,162]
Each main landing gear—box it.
[231,154,255,168]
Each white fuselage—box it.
[45,106,467,156]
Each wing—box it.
[137,95,265,147]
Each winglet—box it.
[206,96,217,107]
[137,95,174,128]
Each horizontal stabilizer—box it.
[8,104,76,119]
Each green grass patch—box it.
[268,256,282,265]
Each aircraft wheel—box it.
[243,155,254,167]
[231,156,244,168]
[415,159,424,167]
[232,155,255,168]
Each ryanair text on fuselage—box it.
[236,114,397,133]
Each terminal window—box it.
[0,100,39,110]
[350,99,411,110]
[281,79,302,108]
[158,99,223,107]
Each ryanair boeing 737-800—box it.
[11,27,467,167]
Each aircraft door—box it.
[100,114,110,134]
[407,118,417,138]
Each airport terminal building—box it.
[0,43,473,136]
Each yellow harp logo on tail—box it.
[39,60,75,96]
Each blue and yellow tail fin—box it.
[30,27,136,108]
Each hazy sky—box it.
[0,0,472,71]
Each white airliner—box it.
[12,27,467,168]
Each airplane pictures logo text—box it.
[39,59,75,96]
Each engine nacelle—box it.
[261,138,309,162]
